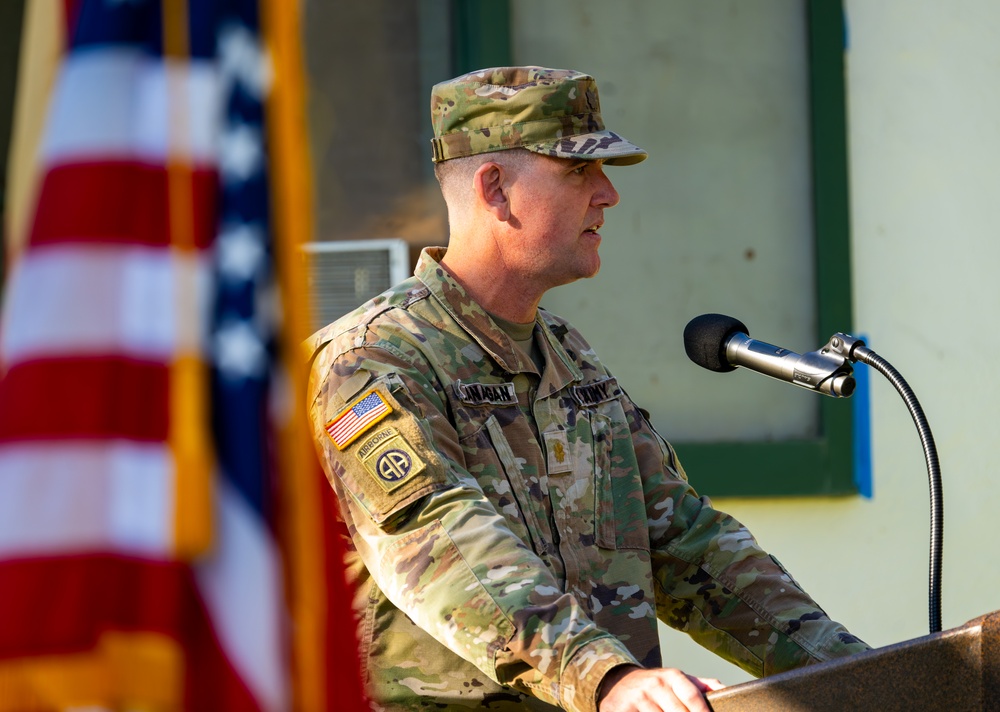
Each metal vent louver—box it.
[302,239,410,331]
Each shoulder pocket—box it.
[322,375,450,529]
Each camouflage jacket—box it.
[306,247,867,712]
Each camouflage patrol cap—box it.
[430,66,647,166]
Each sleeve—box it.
[619,394,871,678]
[309,342,638,712]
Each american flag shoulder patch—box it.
[326,389,393,450]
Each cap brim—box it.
[527,130,647,166]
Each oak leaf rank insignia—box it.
[543,430,573,474]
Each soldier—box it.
[306,67,868,712]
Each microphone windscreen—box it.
[683,313,749,373]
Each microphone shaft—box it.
[724,333,855,397]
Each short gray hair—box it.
[434,148,535,202]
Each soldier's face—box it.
[505,154,620,288]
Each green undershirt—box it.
[489,312,544,372]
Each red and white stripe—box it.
[0,39,286,712]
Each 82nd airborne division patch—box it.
[355,426,426,492]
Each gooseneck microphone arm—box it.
[831,336,944,634]
[684,314,943,634]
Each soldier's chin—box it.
[582,255,602,280]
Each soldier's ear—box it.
[474,161,510,222]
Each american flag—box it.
[327,390,393,450]
[0,0,364,709]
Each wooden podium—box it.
[705,610,1000,711]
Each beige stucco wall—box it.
[659,0,1000,684]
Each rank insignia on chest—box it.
[543,430,573,474]
[355,427,426,492]
[326,389,393,450]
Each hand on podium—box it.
[598,664,725,712]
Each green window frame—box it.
[451,0,856,497]
[681,1,856,497]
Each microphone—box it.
[685,314,946,633]
[683,313,856,398]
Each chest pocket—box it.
[576,379,650,552]
[459,398,547,554]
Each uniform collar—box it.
[416,247,582,391]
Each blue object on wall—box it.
[852,334,873,498]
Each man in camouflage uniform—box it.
[306,67,868,712]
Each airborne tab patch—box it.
[455,380,518,407]
[571,377,620,407]
[326,389,393,450]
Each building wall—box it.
[659,0,1000,683]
